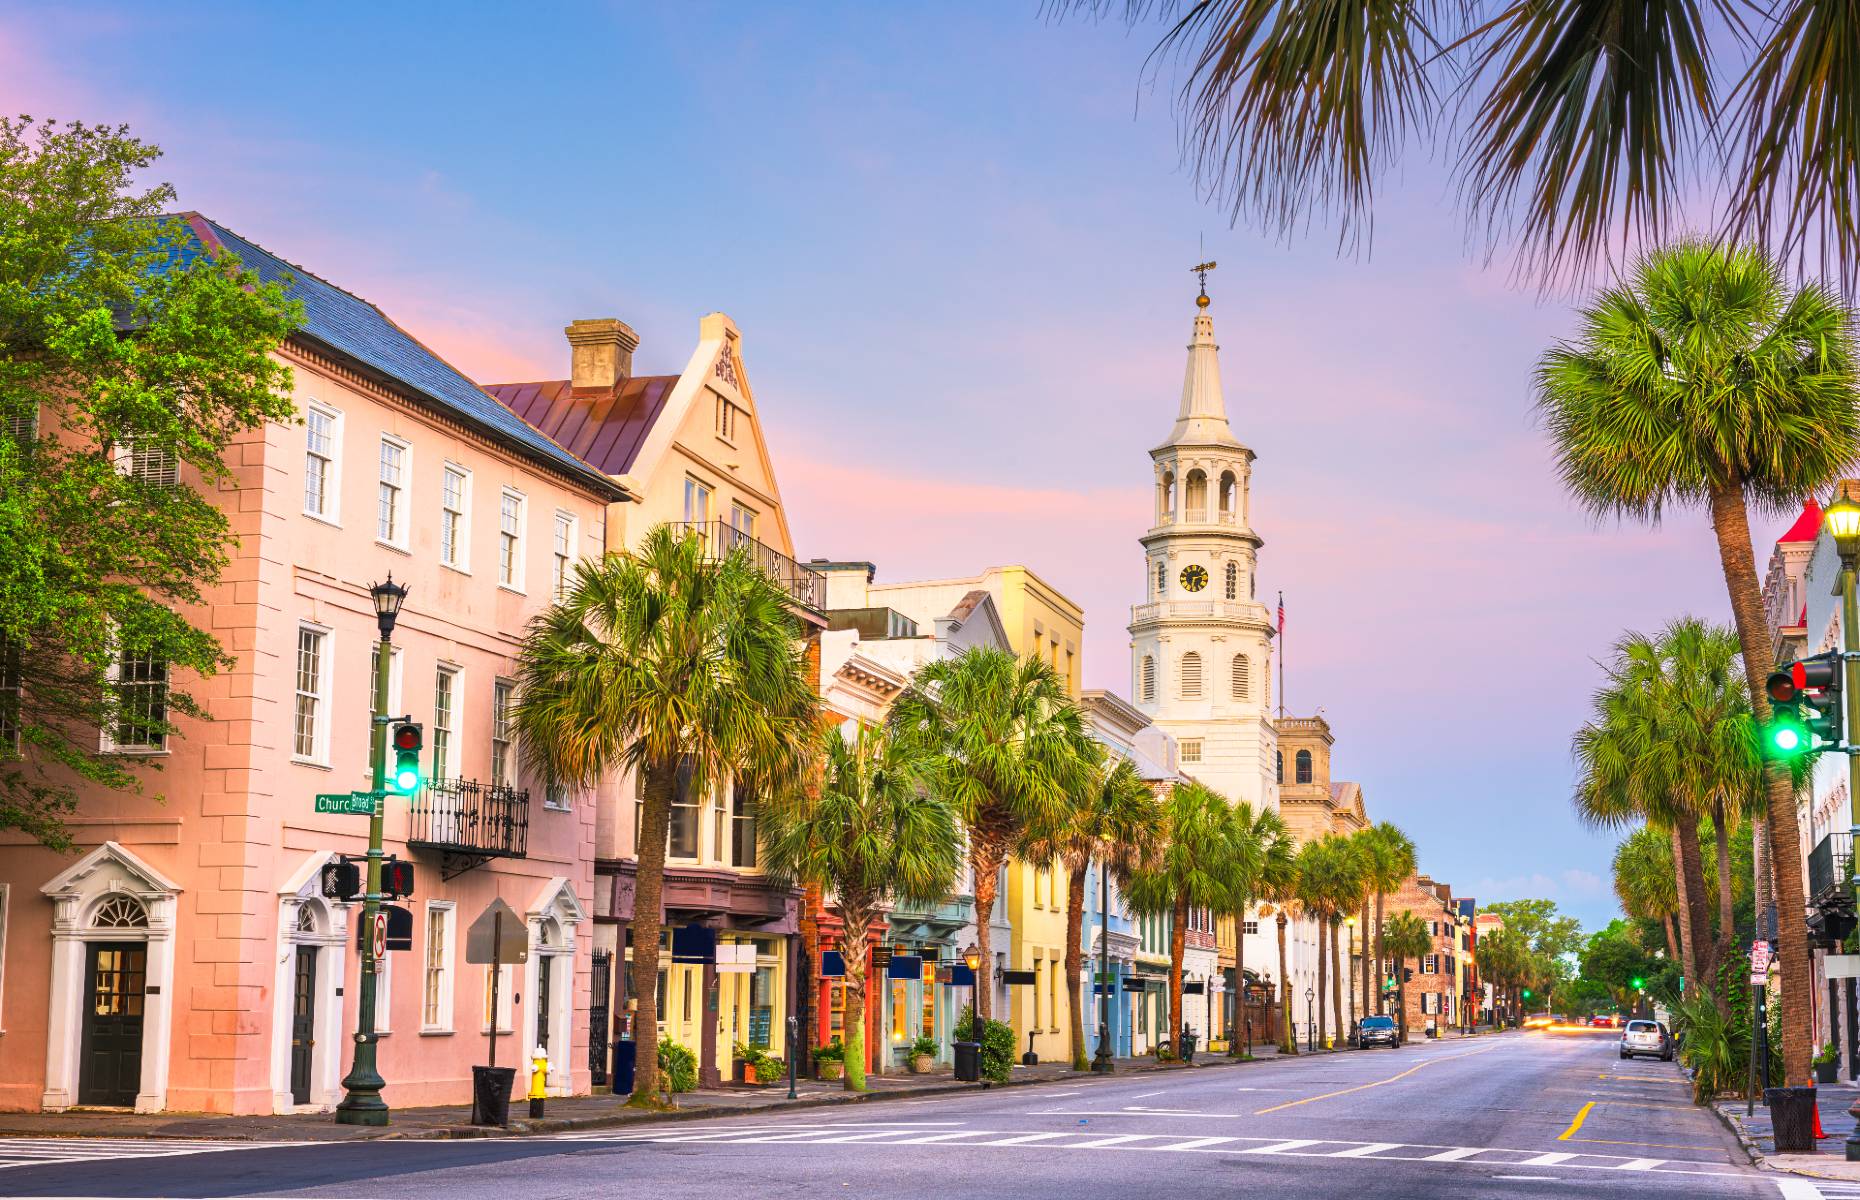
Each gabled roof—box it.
[1780,499,1824,544]
[484,376,680,477]
[172,214,629,502]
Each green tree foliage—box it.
[1359,822,1416,1018]
[1482,899,1583,967]
[1538,242,1858,1085]
[1579,919,1661,1012]
[758,723,961,1091]
[1126,780,1235,1043]
[514,526,818,1102]
[1382,910,1432,1041]
[1224,802,1287,1056]
[0,118,300,848]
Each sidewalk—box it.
[1715,1081,1860,1182]
[0,1046,1295,1143]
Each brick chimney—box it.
[564,318,639,392]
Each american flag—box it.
[1277,592,1284,636]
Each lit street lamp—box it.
[336,575,408,1126]
[1305,986,1316,1053]
[1822,492,1860,1162]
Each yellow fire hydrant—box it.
[528,1054,548,1120]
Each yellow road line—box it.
[1558,1101,1594,1141]
[1252,1047,1495,1115]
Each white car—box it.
[1620,1019,1672,1061]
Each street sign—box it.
[356,904,413,953]
[716,943,756,974]
[314,791,378,816]
[1750,939,1773,984]
[464,898,529,965]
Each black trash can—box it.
[953,1040,982,1082]
[612,1038,637,1096]
[1765,1086,1818,1153]
[1179,1029,1198,1063]
[471,1065,517,1127]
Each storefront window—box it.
[670,758,698,859]
[750,961,774,1048]
[829,981,846,1041]
[891,980,908,1046]
[921,960,937,1039]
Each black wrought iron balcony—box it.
[407,778,529,878]
[671,520,825,610]
[1808,830,1853,907]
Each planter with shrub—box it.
[733,1041,786,1086]
[1816,1043,1840,1084]
[908,1034,938,1074]
[658,1039,698,1094]
[813,1040,846,1081]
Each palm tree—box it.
[1540,245,1857,1082]
[1024,742,1162,1070]
[1383,910,1432,1043]
[1057,3,1860,285]
[1614,826,1681,961]
[1126,780,1234,1050]
[1294,837,1348,1048]
[1360,823,1416,1017]
[1225,803,1288,1056]
[513,526,818,1102]
[758,723,961,1091]
[888,646,1085,1021]
[1330,838,1371,1044]
[1254,822,1301,1053]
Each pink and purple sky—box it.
[6,3,1775,933]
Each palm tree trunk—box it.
[1276,912,1295,1052]
[1710,477,1813,1086]
[1315,916,1329,1049]
[1064,861,1089,1071]
[1360,900,1372,1020]
[1332,916,1345,1045]
[1396,957,1409,1043]
[838,902,873,1092]
[1169,894,1188,1048]
[1676,816,1719,999]
[1669,822,1699,987]
[1712,801,1736,951]
[1230,904,1247,1055]
[1662,913,1680,962]
[629,758,675,1102]
[971,842,1004,1022]
[1374,892,1387,1015]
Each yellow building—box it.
[864,564,1084,1060]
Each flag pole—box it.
[1277,591,1285,720]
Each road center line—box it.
[1557,1101,1594,1141]
[1252,1046,1497,1114]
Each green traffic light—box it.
[394,764,421,792]
[1766,715,1810,757]
[1630,976,1643,989]
[1522,989,1531,1000]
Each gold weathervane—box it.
[1192,260,1217,308]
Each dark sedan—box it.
[1359,1014,1401,1048]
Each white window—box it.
[422,902,455,1032]
[1180,738,1203,764]
[498,489,525,588]
[441,464,470,570]
[1140,656,1156,703]
[433,665,458,782]
[669,758,698,859]
[1154,560,1165,596]
[492,680,517,791]
[293,627,329,762]
[111,651,168,753]
[369,644,403,721]
[483,963,514,1033]
[683,476,711,526]
[551,511,576,598]
[1179,652,1202,700]
[728,502,756,541]
[116,437,179,487]
[1225,561,1238,600]
[1243,920,1259,935]
[1232,654,1251,701]
[4,402,37,443]
[304,404,340,521]
[376,436,409,546]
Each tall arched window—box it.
[1225,562,1238,600]
[1295,749,1312,784]
[1160,471,1176,522]
[1155,560,1166,595]
[1219,470,1237,518]
[1140,655,1156,702]
[1184,470,1208,521]
[1180,652,1202,699]
[1232,654,1250,700]
[1276,750,1284,783]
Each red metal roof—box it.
[1780,498,1824,544]
[483,376,679,478]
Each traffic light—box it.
[390,722,424,794]
[1522,988,1532,1000]
[381,858,416,900]
[1765,652,1843,757]
[320,858,362,901]
[1630,976,1644,990]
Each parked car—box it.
[1620,1019,1673,1061]
[1359,1015,1400,1048]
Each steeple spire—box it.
[1168,269,1240,448]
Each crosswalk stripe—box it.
[1421,1147,1487,1162]
[892,1132,995,1144]
[1155,1136,1237,1151]
[1327,1142,1402,1158]
[1518,1152,1577,1166]
[1614,1158,1664,1171]
[984,1133,1071,1146]
[1067,1134,1156,1149]
[1239,1139,1325,1155]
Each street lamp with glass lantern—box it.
[1305,985,1316,1053]
[1092,863,1115,1073]
[336,575,408,1126]
[1820,492,1860,1161]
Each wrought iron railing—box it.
[671,520,825,610]
[1809,830,1853,905]
[407,777,529,860]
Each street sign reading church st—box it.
[315,791,379,816]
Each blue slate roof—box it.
[172,214,628,501]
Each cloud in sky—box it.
[5,1,1781,937]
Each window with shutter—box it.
[117,437,178,487]
[1140,656,1155,702]
[1232,654,1250,700]
[1180,652,1202,699]
[1225,561,1238,599]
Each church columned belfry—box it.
[1128,277,1279,813]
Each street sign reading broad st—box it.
[315,791,378,816]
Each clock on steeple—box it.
[1180,564,1209,592]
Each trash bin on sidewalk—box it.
[1179,1028,1198,1063]
[471,1065,517,1127]
[612,1038,637,1096]
[953,1040,982,1082]
[1765,1086,1818,1152]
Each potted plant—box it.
[814,1040,845,1081]
[754,1054,786,1084]
[908,1035,937,1074]
[1816,1042,1840,1084]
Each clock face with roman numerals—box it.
[1180,564,1209,592]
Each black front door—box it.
[79,942,145,1107]
[536,955,553,1051]
[290,945,318,1104]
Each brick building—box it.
[1384,875,1473,1037]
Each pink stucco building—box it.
[0,215,630,1114]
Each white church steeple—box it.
[1168,297,1241,449]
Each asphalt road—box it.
[0,1031,1830,1200]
